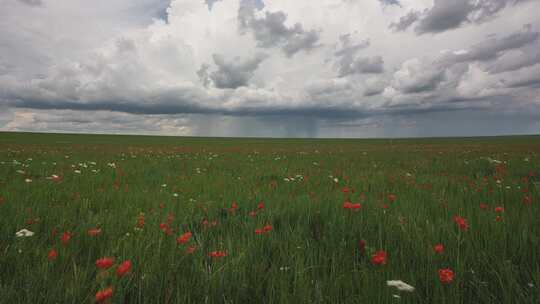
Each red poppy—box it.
[116,260,132,278]
[95,257,115,269]
[95,287,113,303]
[255,228,263,235]
[136,214,145,228]
[159,223,172,235]
[87,228,102,237]
[208,251,228,258]
[371,250,387,265]
[60,231,72,246]
[230,201,238,212]
[453,216,469,231]
[176,232,192,244]
[434,244,444,254]
[257,201,265,210]
[47,249,58,261]
[494,206,504,213]
[438,268,454,284]
[263,225,273,232]
[186,246,197,254]
[341,187,350,193]
[358,239,366,254]
[388,194,396,202]
[479,203,488,210]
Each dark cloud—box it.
[17,0,43,6]
[389,10,421,32]
[334,34,383,76]
[439,25,539,64]
[415,0,474,34]
[238,0,321,57]
[198,53,268,89]
[391,0,531,34]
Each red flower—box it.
[341,187,350,193]
[523,195,532,205]
[257,201,265,210]
[438,268,454,284]
[494,206,504,213]
[453,216,469,231]
[95,287,113,303]
[176,232,192,244]
[87,228,102,237]
[371,250,387,265]
[95,257,115,269]
[255,228,263,235]
[230,201,238,212]
[60,231,72,246]
[116,260,132,278]
[136,214,145,228]
[263,225,273,232]
[343,202,361,210]
[496,215,503,222]
[434,244,444,254]
[382,204,390,210]
[186,246,197,254]
[358,239,366,254]
[47,249,58,261]
[208,251,228,258]
[388,194,397,202]
[159,223,172,235]
[479,203,488,210]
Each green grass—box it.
[0,132,539,303]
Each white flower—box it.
[387,280,415,292]
[24,178,32,183]
[74,170,81,174]
[173,193,179,197]
[15,229,34,237]
[161,184,167,188]
[333,178,339,183]
[16,170,25,174]
[279,266,290,271]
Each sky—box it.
[1,0,540,138]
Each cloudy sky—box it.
[1,0,540,138]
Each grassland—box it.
[0,132,539,303]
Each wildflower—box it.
[453,216,469,231]
[96,257,115,269]
[387,280,415,292]
[263,225,273,232]
[388,194,397,202]
[496,216,503,222]
[15,229,34,237]
[116,260,132,278]
[341,187,350,193]
[438,268,454,284]
[87,228,102,237]
[47,249,58,261]
[257,201,265,210]
[136,214,145,228]
[371,250,387,265]
[358,239,366,254]
[25,178,32,183]
[230,201,238,212]
[159,223,172,235]
[523,196,532,205]
[479,203,488,210]
[95,287,113,303]
[434,244,444,254]
[186,246,197,254]
[255,228,263,235]
[176,232,192,245]
[208,251,228,258]
[343,201,361,210]
[60,231,72,245]
[494,206,504,213]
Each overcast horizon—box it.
[1,0,540,138]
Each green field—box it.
[1,132,539,303]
